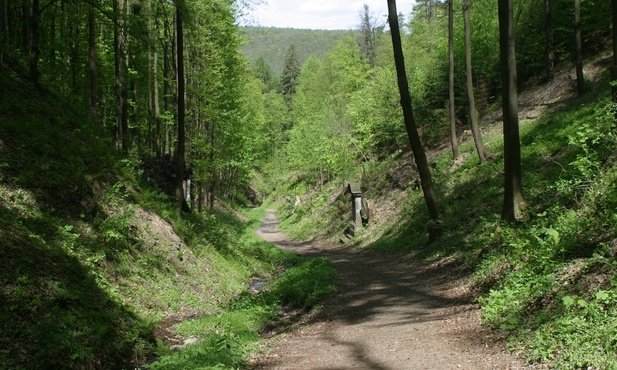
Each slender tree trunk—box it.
[114,0,123,150]
[545,0,554,81]
[163,42,170,155]
[448,0,460,159]
[498,0,525,222]
[147,46,154,152]
[71,24,79,93]
[463,0,488,164]
[0,0,7,61]
[387,0,442,227]
[29,0,40,83]
[120,0,129,152]
[175,0,186,216]
[22,0,30,52]
[208,122,215,209]
[146,1,153,153]
[612,0,617,102]
[162,11,172,156]
[154,49,162,156]
[88,2,98,121]
[132,79,139,153]
[574,0,584,95]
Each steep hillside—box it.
[241,27,354,75]
[0,63,299,369]
[274,53,617,368]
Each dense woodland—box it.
[1,0,617,368]
[241,27,352,75]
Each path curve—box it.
[254,209,530,370]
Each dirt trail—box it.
[253,210,531,370]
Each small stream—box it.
[248,278,268,294]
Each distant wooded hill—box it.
[241,27,356,76]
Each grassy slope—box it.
[276,55,617,368]
[0,65,318,369]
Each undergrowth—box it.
[0,66,337,369]
[147,216,337,369]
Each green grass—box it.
[147,211,337,370]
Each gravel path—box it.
[253,210,532,370]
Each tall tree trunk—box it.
[448,0,460,159]
[163,42,170,155]
[498,0,525,222]
[612,0,617,102]
[147,45,154,152]
[88,2,98,121]
[29,0,39,83]
[120,0,129,152]
[0,0,7,61]
[208,122,215,209]
[114,0,123,150]
[22,0,30,52]
[154,49,162,156]
[162,11,172,156]
[175,0,186,216]
[574,0,584,95]
[463,0,488,164]
[386,0,442,228]
[545,0,554,81]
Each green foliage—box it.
[475,94,617,367]
[0,65,335,369]
[270,258,338,309]
[281,44,301,107]
[241,27,352,76]
[347,66,406,157]
[148,210,337,369]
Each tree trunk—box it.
[574,0,584,95]
[29,0,40,83]
[208,121,215,209]
[120,0,129,152]
[175,0,186,216]
[114,0,123,150]
[386,0,442,226]
[162,12,172,156]
[88,2,98,121]
[448,0,460,160]
[498,0,525,222]
[463,0,488,164]
[0,0,6,60]
[163,42,170,155]
[154,49,162,156]
[545,0,554,81]
[612,0,617,102]
[147,45,154,152]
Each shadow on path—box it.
[253,209,529,370]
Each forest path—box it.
[252,209,531,369]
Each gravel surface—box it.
[252,210,533,370]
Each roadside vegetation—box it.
[0,66,336,369]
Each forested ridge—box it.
[240,27,353,76]
[1,0,616,368]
